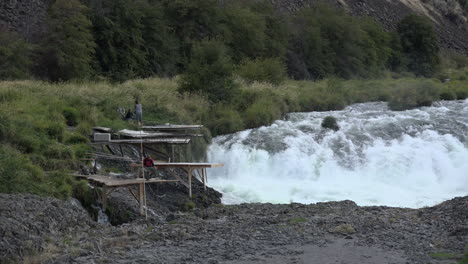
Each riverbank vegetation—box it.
[1,69,468,198]
[1,0,468,200]
[0,0,449,82]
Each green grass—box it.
[288,217,307,224]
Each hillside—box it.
[1,0,467,54]
[272,0,468,55]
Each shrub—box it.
[183,201,196,211]
[42,144,74,160]
[72,144,92,160]
[76,122,92,137]
[236,58,287,85]
[65,133,89,144]
[388,81,440,110]
[440,90,457,100]
[0,146,46,195]
[46,122,65,142]
[397,15,440,77]
[178,40,236,102]
[11,134,41,154]
[243,97,283,128]
[0,30,32,80]
[63,107,79,126]
[46,171,73,199]
[321,116,339,131]
[38,0,95,81]
[455,89,468,100]
[205,105,244,136]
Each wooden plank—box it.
[188,168,192,198]
[73,174,179,187]
[142,125,203,130]
[153,162,224,168]
[117,130,175,138]
[90,138,191,145]
[93,126,112,132]
[139,183,144,216]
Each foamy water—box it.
[207,100,468,208]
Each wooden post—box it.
[139,183,144,216]
[102,186,108,212]
[188,167,192,198]
[171,145,175,162]
[202,168,206,191]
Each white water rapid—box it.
[207,100,468,208]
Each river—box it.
[207,100,468,208]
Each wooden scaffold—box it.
[77,125,223,216]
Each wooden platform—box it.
[75,174,178,187]
[91,138,191,145]
[74,174,179,216]
[129,162,223,197]
[142,125,203,130]
[153,162,223,168]
[117,130,203,138]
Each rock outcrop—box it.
[271,0,468,55]
[2,193,467,263]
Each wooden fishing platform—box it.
[74,174,179,216]
[91,138,191,145]
[85,124,223,218]
[130,162,223,198]
[142,124,203,131]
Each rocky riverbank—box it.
[1,192,467,264]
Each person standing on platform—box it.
[135,100,143,126]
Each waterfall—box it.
[207,100,468,208]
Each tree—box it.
[38,0,95,81]
[0,29,32,80]
[397,15,440,77]
[178,40,236,102]
[91,0,147,81]
[222,4,267,63]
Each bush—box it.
[178,40,237,102]
[42,144,74,160]
[183,201,196,211]
[46,122,65,142]
[0,30,32,80]
[440,90,457,100]
[397,15,440,77]
[0,146,46,195]
[46,171,74,199]
[72,144,92,160]
[11,134,41,154]
[236,58,287,85]
[65,133,89,144]
[388,81,440,110]
[63,107,79,126]
[205,105,244,136]
[243,97,283,128]
[321,116,339,131]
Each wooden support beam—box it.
[139,183,145,216]
[102,186,108,212]
[202,168,206,191]
[188,168,192,198]
[127,186,139,202]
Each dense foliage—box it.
[0,0,448,85]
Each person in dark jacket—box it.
[124,109,134,120]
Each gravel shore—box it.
[1,192,467,264]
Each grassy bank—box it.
[0,69,467,199]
